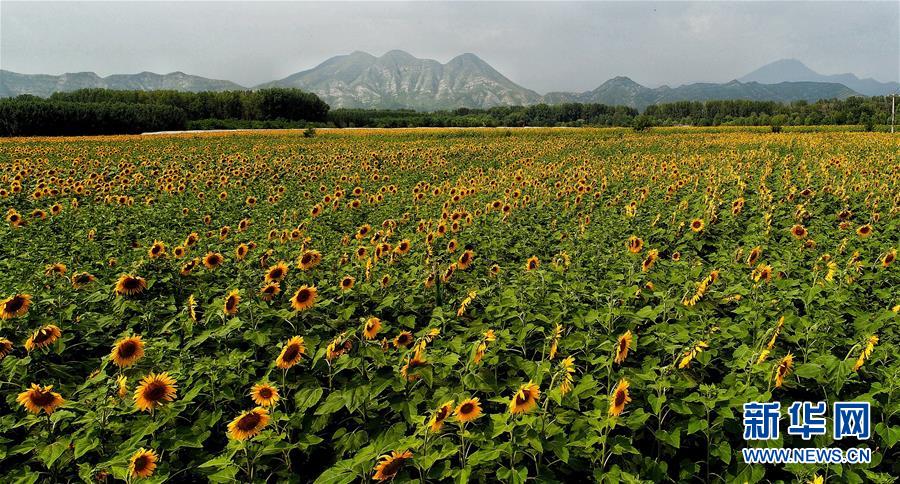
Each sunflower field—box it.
[0,127,898,483]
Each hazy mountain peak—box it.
[741,59,898,95]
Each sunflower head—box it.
[110,335,145,368]
[223,290,240,316]
[454,398,482,423]
[609,378,632,417]
[525,256,540,271]
[228,407,271,440]
[372,450,413,481]
[340,275,356,291]
[134,372,177,412]
[275,336,305,369]
[129,448,158,479]
[509,382,540,414]
[25,324,62,352]
[17,383,65,415]
[290,285,317,312]
[265,261,289,283]
[115,274,147,296]
[363,317,382,340]
[1,294,32,319]
[250,383,280,406]
[428,400,454,432]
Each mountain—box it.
[740,59,899,96]
[258,50,541,110]
[0,70,245,98]
[0,54,870,110]
[543,77,858,110]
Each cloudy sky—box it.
[2,1,897,92]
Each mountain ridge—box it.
[1,52,875,110]
[739,59,899,96]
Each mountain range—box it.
[1,52,893,110]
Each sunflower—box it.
[265,261,289,283]
[394,331,414,348]
[114,274,146,296]
[223,290,240,316]
[627,236,644,254]
[609,378,632,416]
[790,224,808,239]
[747,246,762,266]
[457,250,475,270]
[509,382,540,415]
[71,272,96,289]
[148,240,166,259]
[172,245,186,258]
[372,450,413,481]
[339,275,355,291]
[259,281,281,301]
[290,285,317,311]
[250,383,280,406]
[298,250,322,270]
[235,243,249,261]
[856,224,873,237]
[17,383,64,415]
[228,407,270,440]
[774,353,794,388]
[129,448,158,479]
[0,337,13,360]
[24,324,62,352]
[428,400,454,432]
[690,219,704,232]
[400,351,427,381]
[110,335,145,368]
[363,317,382,340]
[525,256,540,271]
[202,252,224,269]
[883,249,896,268]
[615,330,633,364]
[275,336,305,369]
[394,239,412,256]
[44,263,67,277]
[454,398,482,422]
[489,264,501,276]
[1,294,32,319]
[134,372,177,412]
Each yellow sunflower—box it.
[454,398,482,423]
[134,372,177,412]
[129,448,158,479]
[114,274,146,296]
[265,261,289,283]
[615,330,633,364]
[259,281,281,301]
[290,285,317,311]
[363,317,382,340]
[202,252,224,269]
[509,382,540,415]
[372,450,413,481]
[609,378,632,416]
[1,294,32,319]
[428,400,454,432]
[17,383,64,415]
[275,336,305,369]
[339,275,356,291]
[250,383,280,406]
[0,337,13,360]
[227,407,270,440]
[525,256,540,271]
[223,290,240,316]
[110,335,145,368]
[24,324,62,352]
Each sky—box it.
[2,1,898,93]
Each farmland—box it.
[0,127,897,483]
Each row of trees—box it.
[50,88,330,122]
[329,97,894,129]
[0,99,186,136]
[1,90,894,135]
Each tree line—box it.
[0,88,329,136]
[0,89,894,136]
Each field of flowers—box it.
[0,127,897,483]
